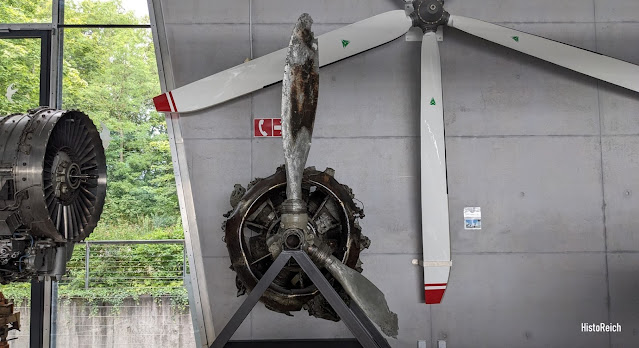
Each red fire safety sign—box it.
[254,118,282,137]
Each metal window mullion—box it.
[50,0,63,108]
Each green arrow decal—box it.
[341,40,350,48]
[430,98,436,106]
[512,36,519,42]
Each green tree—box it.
[0,0,51,115]
[1,0,181,237]
[0,0,186,304]
[61,1,180,231]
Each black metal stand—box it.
[210,250,391,348]
[30,279,46,348]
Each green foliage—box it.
[0,38,41,114]
[59,241,189,313]
[0,0,51,113]
[60,2,179,226]
[89,217,184,241]
[0,282,31,306]
[0,0,50,24]
[0,0,188,309]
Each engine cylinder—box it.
[223,166,369,321]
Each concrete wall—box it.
[8,297,195,348]
[158,0,639,346]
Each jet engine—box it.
[0,107,106,283]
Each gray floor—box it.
[158,0,639,346]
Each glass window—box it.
[64,0,151,25]
[1,1,193,346]
[0,38,42,115]
[0,0,52,23]
[61,27,178,239]
[54,9,189,347]
[0,33,47,346]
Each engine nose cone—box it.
[419,0,444,22]
[412,0,449,32]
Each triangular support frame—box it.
[210,250,391,348]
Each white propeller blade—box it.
[448,15,639,93]
[154,10,412,113]
[420,32,451,304]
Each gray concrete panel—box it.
[441,23,600,137]
[249,301,354,339]
[608,253,639,347]
[359,254,431,348]
[445,0,594,23]
[166,24,250,89]
[602,136,639,251]
[431,253,609,348]
[179,97,252,140]
[160,0,249,24]
[202,256,252,340]
[251,137,422,255]
[595,0,639,23]
[166,23,253,140]
[185,139,253,258]
[251,0,401,24]
[596,23,639,136]
[446,136,605,253]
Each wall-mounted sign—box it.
[464,207,481,230]
[254,118,282,137]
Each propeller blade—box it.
[447,15,639,93]
[153,10,412,113]
[420,32,451,304]
[281,14,319,202]
[307,244,399,338]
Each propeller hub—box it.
[283,229,305,250]
[411,0,450,32]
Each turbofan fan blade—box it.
[153,10,412,113]
[448,15,639,93]
[420,32,451,304]
[307,244,399,338]
[281,14,319,202]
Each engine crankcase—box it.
[223,166,369,321]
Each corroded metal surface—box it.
[225,13,398,337]
[307,243,399,338]
[223,166,367,320]
[0,292,19,346]
[281,13,319,203]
